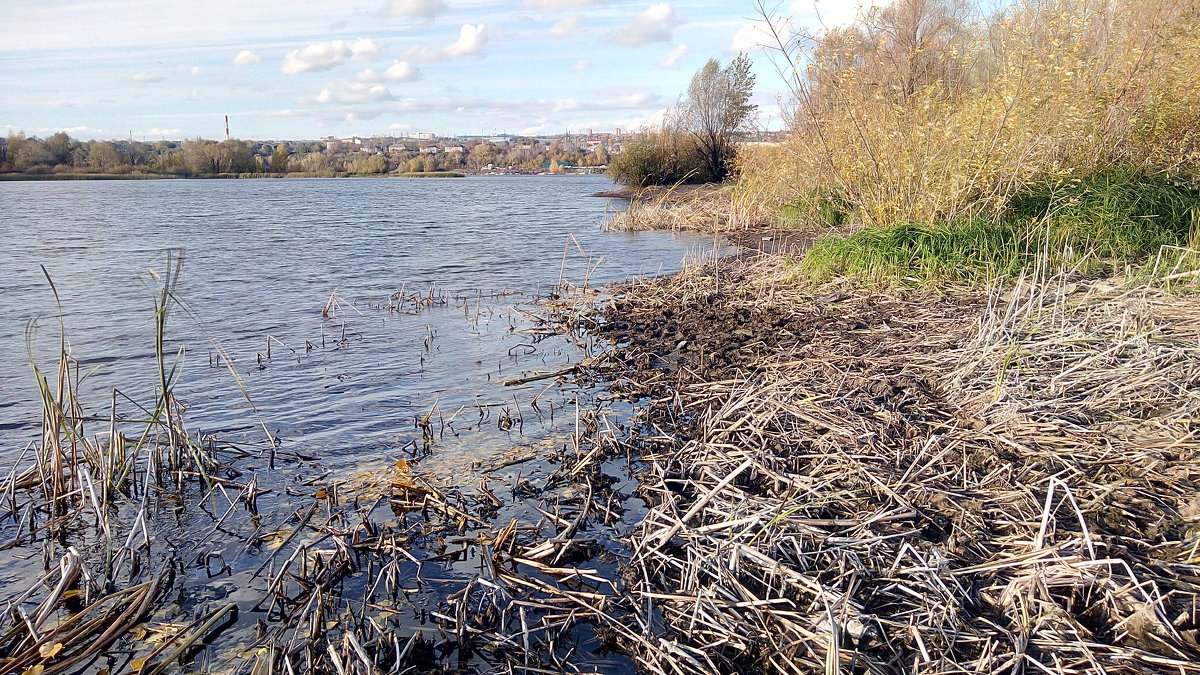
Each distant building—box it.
[443,145,464,153]
[419,145,440,154]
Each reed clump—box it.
[604,184,739,232]
[704,0,1198,285]
[0,257,270,674]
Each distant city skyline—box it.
[0,0,863,141]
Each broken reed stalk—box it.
[0,259,267,674]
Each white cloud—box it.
[384,61,421,82]
[355,61,423,83]
[609,108,672,132]
[142,127,184,138]
[730,23,767,52]
[56,125,115,139]
[387,123,414,131]
[730,10,805,53]
[127,73,164,84]
[281,39,382,75]
[553,90,663,112]
[657,43,689,69]
[790,0,866,29]
[381,0,448,21]
[313,82,394,105]
[642,108,671,130]
[522,0,607,8]
[233,50,262,67]
[572,60,591,71]
[548,15,584,38]
[402,24,488,63]
[175,64,205,76]
[610,3,684,47]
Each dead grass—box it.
[738,0,1200,227]
[589,255,1200,673]
[603,182,779,232]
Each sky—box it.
[0,0,864,141]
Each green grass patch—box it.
[777,190,849,229]
[803,173,1200,285]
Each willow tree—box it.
[271,142,290,173]
[682,53,757,182]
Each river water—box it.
[0,175,717,672]
[0,175,712,468]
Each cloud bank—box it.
[281,39,381,75]
[610,3,684,47]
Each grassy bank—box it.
[604,0,1200,287]
[590,5,1200,667]
[803,173,1200,285]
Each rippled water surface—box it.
[0,175,712,465]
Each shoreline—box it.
[0,170,602,181]
[4,194,1197,672]
[567,248,1200,672]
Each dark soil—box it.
[594,264,983,402]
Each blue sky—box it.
[0,0,863,141]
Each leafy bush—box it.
[607,130,713,187]
[609,55,756,187]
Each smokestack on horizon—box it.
[225,115,230,140]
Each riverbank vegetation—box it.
[730,0,1200,282]
[612,0,1200,284]
[586,1,1200,672]
[588,255,1200,673]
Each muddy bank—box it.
[579,254,1200,673]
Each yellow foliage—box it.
[736,0,1200,226]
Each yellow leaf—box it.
[21,666,44,675]
[131,658,149,671]
[38,643,63,658]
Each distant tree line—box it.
[1,133,263,175]
[0,132,615,177]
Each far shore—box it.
[0,170,609,181]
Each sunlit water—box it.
[0,175,722,672]
[0,175,714,468]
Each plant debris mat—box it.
[582,255,1200,674]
